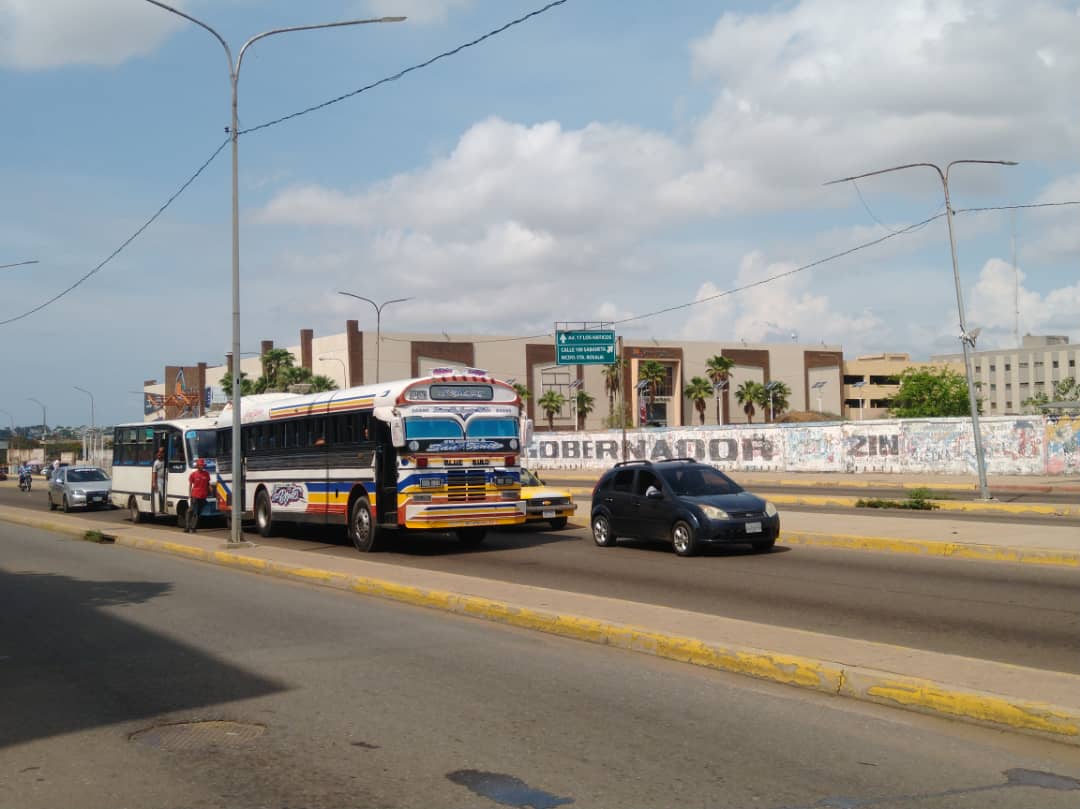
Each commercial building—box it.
[932,335,1079,415]
[141,322,845,430]
[842,353,961,420]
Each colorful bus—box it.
[214,368,530,551]
[110,417,222,525]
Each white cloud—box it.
[966,258,1080,347]
[0,0,183,69]
[360,0,473,25]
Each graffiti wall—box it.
[528,415,1066,475]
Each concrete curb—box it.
[780,530,1080,567]
[3,508,1079,747]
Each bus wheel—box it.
[254,490,275,538]
[456,528,487,548]
[129,497,145,524]
[349,497,380,553]
[176,502,187,528]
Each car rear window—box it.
[659,466,741,496]
[611,470,634,493]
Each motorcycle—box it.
[18,470,32,492]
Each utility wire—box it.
[0,1,568,327]
[0,260,39,271]
[0,139,229,327]
[240,0,569,136]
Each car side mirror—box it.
[647,489,663,499]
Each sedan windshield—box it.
[659,466,741,496]
[67,469,109,483]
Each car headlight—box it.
[699,504,729,520]
[73,489,86,496]
[765,501,778,517]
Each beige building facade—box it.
[842,353,961,420]
[932,335,1079,415]
[144,322,846,429]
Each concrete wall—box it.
[528,415,1075,475]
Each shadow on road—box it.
[0,568,287,749]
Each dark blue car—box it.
[590,459,780,556]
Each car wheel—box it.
[752,537,776,553]
[129,496,144,524]
[592,513,617,547]
[48,493,56,511]
[456,528,487,548]
[671,520,698,557]
[254,490,275,538]
[548,517,568,530]
[349,496,381,552]
[62,495,71,513]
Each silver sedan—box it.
[48,466,113,512]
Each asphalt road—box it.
[3,521,1079,809]
[3,484,1078,676]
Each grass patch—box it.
[83,529,115,544]
[857,489,940,511]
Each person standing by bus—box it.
[185,458,211,533]
[152,447,166,515]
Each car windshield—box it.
[520,469,540,486]
[67,469,108,483]
[659,466,741,496]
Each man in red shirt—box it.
[186,458,212,534]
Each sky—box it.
[2,0,1080,427]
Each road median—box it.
[2,503,1079,747]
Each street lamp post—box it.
[763,381,780,423]
[144,2,404,545]
[812,380,827,413]
[318,356,348,388]
[27,397,46,466]
[826,160,1016,501]
[852,380,866,421]
[73,386,96,465]
[712,380,728,426]
[337,292,412,383]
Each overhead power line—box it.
[0,0,569,327]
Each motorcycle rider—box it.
[19,463,33,492]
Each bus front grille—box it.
[446,469,487,502]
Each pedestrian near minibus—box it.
[186,459,211,534]
[151,447,166,514]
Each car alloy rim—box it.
[594,517,607,542]
[673,524,689,553]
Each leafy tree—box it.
[511,382,532,402]
[683,376,713,425]
[890,367,982,417]
[220,370,253,400]
[638,360,667,424]
[537,389,566,431]
[1022,377,1079,412]
[705,355,735,425]
[602,358,627,422]
[735,380,762,423]
[755,381,791,421]
[575,389,595,430]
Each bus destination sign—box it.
[556,330,616,365]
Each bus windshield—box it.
[404,418,464,440]
[185,429,218,467]
[466,418,518,438]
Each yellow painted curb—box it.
[781,530,1080,568]
[767,492,1080,517]
[3,506,1080,746]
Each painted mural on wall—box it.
[527,416,1065,475]
[1045,416,1080,475]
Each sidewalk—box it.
[534,468,1080,494]
[1,502,1078,748]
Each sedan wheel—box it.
[592,514,617,547]
[48,493,56,511]
[62,495,71,514]
[671,520,698,557]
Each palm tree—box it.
[511,382,531,403]
[537,389,566,431]
[754,381,792,422]
[220,370,253,400]
[735,380,761,423]
[683,376,713,425]
[705,355,735,425]
[575,389,595,430]
[638,360,667,425]
[602,359,626,422]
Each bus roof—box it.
[113,416,220,431]
[220,369,520,425]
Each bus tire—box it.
[129,496,145,524]
[254,490,275,538]
[176,501,187,528]
[456,528,487,548]
[349,496,380,553]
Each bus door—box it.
[166,430,187,501]
[375,422,398,526]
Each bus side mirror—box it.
[521,418,534,449]
[390,416,406,448]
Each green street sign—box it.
[556,330,616,365]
